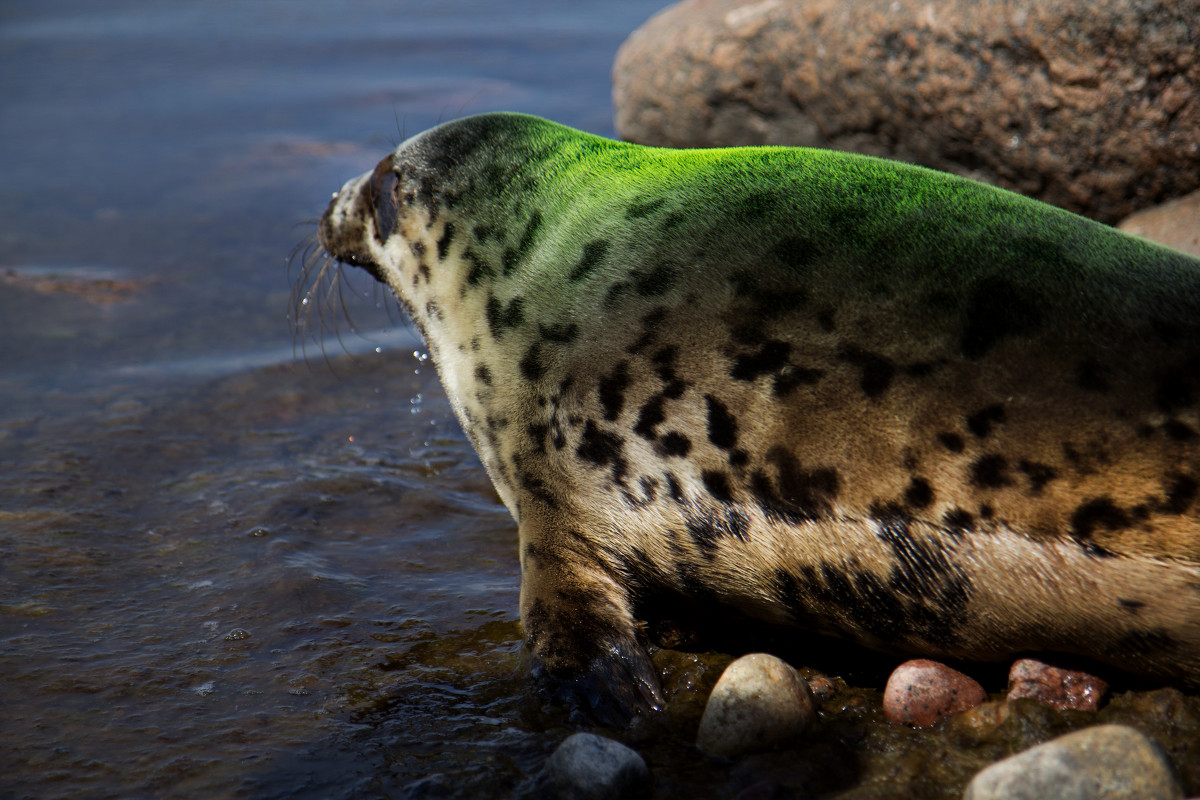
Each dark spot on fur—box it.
[752,447,840,521]
[626,198,666,219]
[485,294,524,337]
[539,322,579,343]
[771,235,817,273]
[598,361,630,421]
[502,210,543,275]
[626,306,670,354]
[943,508,975,534]
[464,249,493,285]
[687,508,749,556]
[1017,459,1058,494]
[702,470,735,503]
[966,404,1006,438]
[630,263,677,297]
[519,342,545,381]
[1152,319,1181,346]
[961,276,1042,359]
[1154,357,1200,413]
[475,364,493,386]
[816,307,836,332]
[732,340,791,382]
[657,432,692,457]
[705,395,738,449]
[904,361,941,378]
[576,420,627,485]
[773,365,824,396]
[838,345,895,399]
[1071,496,1129,539]
[436,221,456,261]
[970,454,1011,488]
[1076,360,1110,392]
[665,472,685,502]
[740,191,779,220]
[1117,598,1145,613]
[730,449,749,468]
[938,432,965,453]
[1163,420,1198,441]
[634,395,666,440]
[569,239,609,282]
[662,211,686,231]
[527,423,549,452]
[904,477,934,509]
[1160,473,1199,515]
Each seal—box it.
[315,112,1200,720]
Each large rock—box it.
[962,724,1183,800]
[613,0,1200,223]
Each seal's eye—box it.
[370,158,401,243]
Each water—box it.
[0,3,671,797]
[6,4,1200,799]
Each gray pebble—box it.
[537,732,650,800]
[963,724,1182,800]
[696,652,816,758]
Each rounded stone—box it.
[1007,657,1108,712]
[882,659,986,726]
[696,652,816,757]
[613,0,1200,223]
[963,724,1183,800]
[537,733,651,800]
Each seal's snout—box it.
[318,172,386,283]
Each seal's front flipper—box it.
[531,636,664,727]
[519,525,664,725]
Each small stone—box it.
[1007,658,1107,712]
[1118,188,1200,257]
[883,659,986,726]
[696,652,816,757]
[963,724,1183,800]
[537,733,651,800]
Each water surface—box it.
[0,3,670,796]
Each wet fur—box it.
[316,112,1200,719]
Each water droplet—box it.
[194,681,216,696]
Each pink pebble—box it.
[1006,657,1108,711]
[883,659,987,726]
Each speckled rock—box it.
[613,0,1200,223]
[696,653,816,757]
[1007,658,1108,712]
[963,724,1183,800]
[1118,188,1200,257]
[537,733,651,800]
[883,659,986,726]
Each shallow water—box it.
[3,3,1199,799]
[0,3,661,797]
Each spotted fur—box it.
[318,112,1200,719]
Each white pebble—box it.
[696,652,816,758]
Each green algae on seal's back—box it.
[317,112,1200,720]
